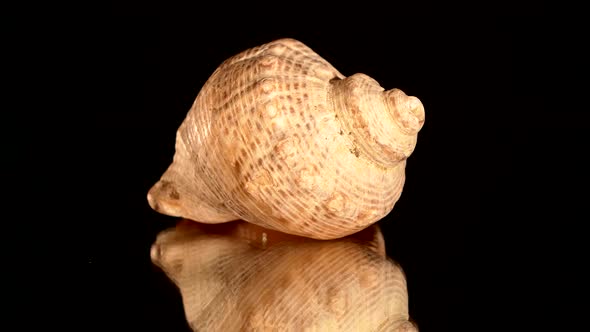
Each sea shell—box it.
[151,220,418,331]
[147,38,425,239]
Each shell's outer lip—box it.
[170,218,310,247]
[168,218,386,252]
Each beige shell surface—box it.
[148,38,425,239]
[151,220,418,332]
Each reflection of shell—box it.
[147,38,425,239]
[151,220,418,331]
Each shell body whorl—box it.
[148,38,425,239]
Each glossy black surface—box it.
[16,9,559,332]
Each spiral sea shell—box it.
[151,220,417,331]
[148,38,425,239]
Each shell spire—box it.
[329,74,425,167]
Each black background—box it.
[13,6,574,332]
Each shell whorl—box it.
[330,74,425,167]
[148,38,425,240]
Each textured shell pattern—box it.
[148,38,425,239]
[151,220,418,331]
